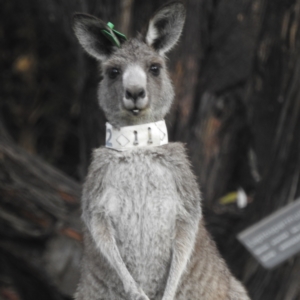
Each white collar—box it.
[105,120,168,151]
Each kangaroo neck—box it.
[105,120,168,151]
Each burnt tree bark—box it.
[0,0,300,299]
[0,120,82,300]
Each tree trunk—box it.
[0,120,81,300]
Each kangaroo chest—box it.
[102,151,178,291]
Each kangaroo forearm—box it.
[162,219,199,300]
[88,213,144,297]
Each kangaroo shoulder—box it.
[83,147,112,193]
[159,143,201,212]
[156,142,191,168]
[160,143,198,186]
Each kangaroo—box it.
[73,2,250,300]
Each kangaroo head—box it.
[73,2,186,127]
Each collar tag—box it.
[105,120,168,151]
[101,22,127,48]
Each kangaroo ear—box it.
[145,1,186,55]
[73,13,115,61]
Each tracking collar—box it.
[105,120,168,151]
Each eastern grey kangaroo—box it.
[73,2,250,299]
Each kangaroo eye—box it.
[149,64,161,76]
[108,68,120,79]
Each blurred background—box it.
[0,0,300,299]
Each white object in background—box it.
[237,188,248,209]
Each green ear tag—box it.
[101,22,127,48]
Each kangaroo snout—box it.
[123,86,149,113]
[125,88,146,102]
[122,65,149,113]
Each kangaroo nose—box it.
[125,88,146,102]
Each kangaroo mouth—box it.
[131,109,140,115]
[123,95,149,117]
[124,104,149,116]
[127,106,148,116]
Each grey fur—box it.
[74,2,250,299]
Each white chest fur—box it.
[99,150,178,294]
